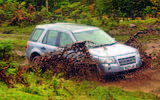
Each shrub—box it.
[155,26,160,31]
[107,20,119,27]
[138,25,147,31]
[0,40,13,60]
[0,61,7,70]
[0,2,53,27]
[5,61,18,76]
[79,12,93,25]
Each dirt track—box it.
[97,67,160,95]
[97,41,160,96]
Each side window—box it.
[42,30,58,46]
[29,28,44,42]
[59,32,73,47]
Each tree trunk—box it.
[46,0,48,12]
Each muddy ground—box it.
[96,40,160,96]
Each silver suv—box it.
[26,23,141,74]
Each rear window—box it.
[29,28,44,42]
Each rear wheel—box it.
[32,55,40,64]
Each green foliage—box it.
[32,67,42,77]
[138,25,148,31]
[0,40,13,59]
[42,70,53,80]
[55,2,90,22]
[156,26,160,31]
[55,15,65,22]
[5,61,18,76]
[0,1,53,27]
[95,0,113,16]
[6,67,17,76]
[79,12,93,25]
[0,40,13,53]
[90,87,115,100]
[0,61,8,70]
[22,86,44,95]
[112,0,152,18]
[0,0,4,4]
[0,0,160,27]
[0,71,160,100]
[143,6,157,15]
[0,61,18,77]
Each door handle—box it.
[41,47,46,50]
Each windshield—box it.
[73,29,116,47]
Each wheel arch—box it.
[30,52,41,61]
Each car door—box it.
[58,32,75,58]
[41,30,74,53]
[41,30,59,53]
[59,32,74,47]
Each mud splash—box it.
[28,41,99,80]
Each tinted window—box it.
[29,28,44,42]
[42,30,58,46]
[59,32,73,47]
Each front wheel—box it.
[95,66,106,81]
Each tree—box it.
[46,0,48,12]
[112,0,152,19]
[149,0,160,17]
[95,0,113,19]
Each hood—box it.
[89,43,137,57]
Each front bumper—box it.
[97,57,142,75]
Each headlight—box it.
[99,56,116,64]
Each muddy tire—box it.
[32,56,40,64]
[95,66,106,81]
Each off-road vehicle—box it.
[26,23,142,75]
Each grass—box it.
[0,27,31,51]
[113,35,130,42]
[137,34,160,43]
[119,18,159,26]
[0,74,159,100]
[0,22,34,51]
[0,22,35,35]
[0,34,29,51]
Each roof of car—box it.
[36,22,98,33]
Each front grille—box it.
[118,56,136,66]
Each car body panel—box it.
[89,43,137,57]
